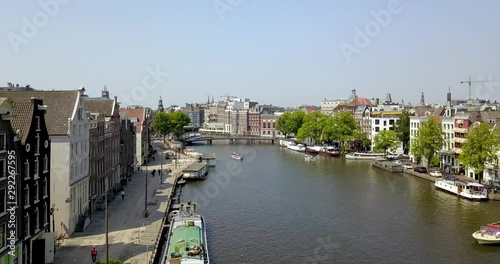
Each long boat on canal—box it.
[434,176,488,200]
[160,201,210,264]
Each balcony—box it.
[453,127,469,133]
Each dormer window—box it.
[35,116,41,131]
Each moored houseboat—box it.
[345,152,385,160]
[434,176,488,200]
[182,162,208,180]
[201,153,216,167]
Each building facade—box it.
[248,108,261,136]
[12,98,51,264]
[88,113,105,214]
[0,89,90,238]
[370,111,402,150]
[119,107,151,165]
[120,115,136,184]
[0,98,24,264]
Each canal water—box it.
[180,144,500,264]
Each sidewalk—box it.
[54,141,194,263]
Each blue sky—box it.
[1,0,499,108]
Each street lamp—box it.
[143,159,149,218]
[50,204,55,233]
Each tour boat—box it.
[318,146,340,157]
[345,152,385,160]
[472,221,500,244]
[434,177,488,200]
[287,143,306,152]
[160,202,210,264]
[306,146,321,154]
[304,154,317,162]
[177,179,186,186]
[231,152,243,160]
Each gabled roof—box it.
[119,108,145,133]
[0,90,79,136]
[85,99,115,116]
[10,100,34,142]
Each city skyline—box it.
[2,1,500,108]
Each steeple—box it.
[158,96,164,112]
[101,86,110,99]
[419,92,425,106]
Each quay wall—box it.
[403,169,437,182]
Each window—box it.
[36,116,41,131]
[0,159,4,179]
[35,135,40,155]
[0,189,5,214]
[43,155,48,172]
[24,214,29,238]
[43,203,48,225]
[24,161,29,179]
[34,181,39,202]
[375,127,380,132]
[34,158,39,179]
[43,178,47,198]
[0,133,5,151]
[375,119,380,125]
[34,208,39,231]
[72,125,76,135]
[24,185,29,207]
[0,224,4,249]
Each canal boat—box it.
[318,146,340,157]
[472,221,500,244]
[287,143,306,152]
[306,146,320,154]
[434,177,488,200]
[160,201,210,264]
[182,162,208,180]
[345,152,385,160]
[231,152,243,160]
[201,153,216,167]
[304,154,317,162]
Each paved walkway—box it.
[54,140,194,263]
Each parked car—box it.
[402,163,413,169]
[429,171,443,177]
[393,160,403,164]
[414,166,427,173]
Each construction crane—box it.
[460,77,492,100]
[220,94,236,101]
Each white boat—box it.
[472,221,500,244]
[160,202,209,264]
[287,143,306,152]
[185,149,202,158]
[434,177,488,200]
[231,152,243,160]
[304,154,317,162]
[345,152,385,160]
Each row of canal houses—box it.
[0,86,153,264]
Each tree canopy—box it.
[458,122,500,183]
[394,110,410,154]
[152,111,191,139]
[275,111,306,137]
[373,130,398,153]
[296,112,327,142]
[322,112,358,144]
[411,116,444,168]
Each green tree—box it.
[458,122,500,183]
[412,117,444,169]
[296,112,327,142]
[275,112,292,136]
[170,111,191,138]
[322,112,358,145]
[152,112,172,141]
[289,111,306,135]
[352,129,371,151]
[373,130,398,153]
[394,110,410,154]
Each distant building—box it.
[119,107,151,165]
[0,83,35,91]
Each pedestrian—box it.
[121,190,125,201]
[91,246,97,262]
